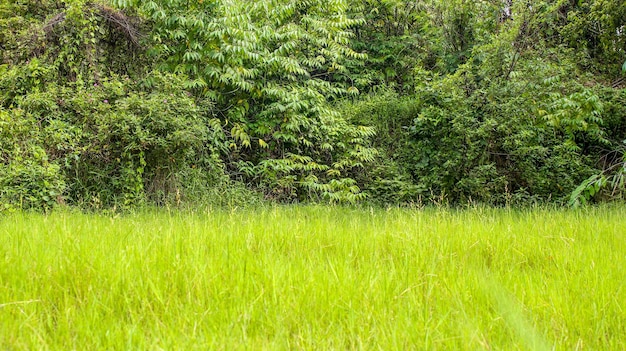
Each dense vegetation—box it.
[2,206,625,349]
[1,0,625,210]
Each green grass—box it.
[1,206,625,350]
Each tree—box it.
[112,0,377,202]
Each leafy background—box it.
[1,0,624,210]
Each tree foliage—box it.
[1,0,625,209]
[111,0,377,202]
[0,0,226,210]
[346,0,625,205]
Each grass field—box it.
[1,206,625,350]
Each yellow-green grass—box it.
[1,206,624,350]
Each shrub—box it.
[1,72,227,209]
[0,108,66,211]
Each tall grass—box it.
[1,206,624,350]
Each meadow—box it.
[1,206,624,350]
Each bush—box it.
[0,108,66,211]
[342,56,605,206]
[337,91,422,204]
[1,72,227,210]
[406,65,600,205]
